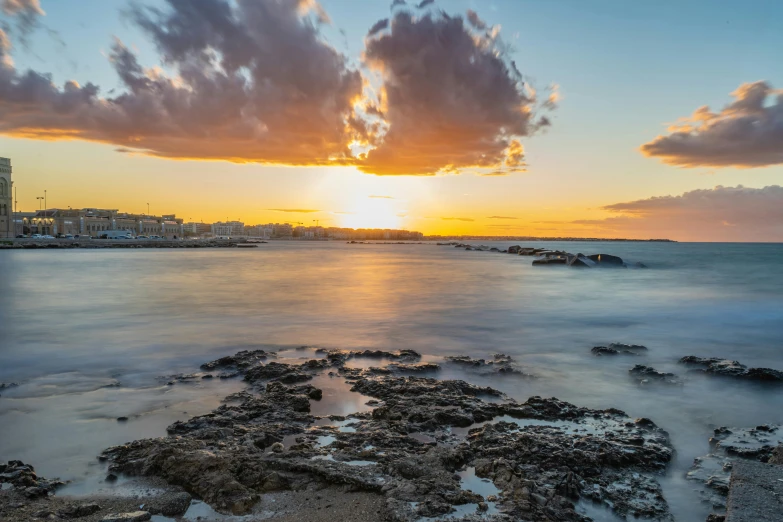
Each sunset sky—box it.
[1,0,782,240]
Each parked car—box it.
[64,234,74,239]
[15,234,25,238]
[31,234,43,239]
[74,234,90,240]
[137,235,149,239]
[42,235,56,239]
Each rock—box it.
[60,502,102,518]
[532,257,567,266]
[567,253,595,268]
[105,473,118,482]
[145,491,192,516]
[444,354,527,375]
[591,344,646,356]
[507,245,521,254]
[116,417,129,422]
[100,512,151,522]
[587,253,625,266]
[768,444,783,464]
[99,349,675,522]
[680,356,783,382]
[629,365,681,385]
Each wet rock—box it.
[444,354,527,375]
[768,444,783,464]
[145,492,192,516]
[105,474,118,482]
[99,350,675,522]
[532,257,567,266]
[116,417,129,422]
[567,253,595,268]
[629,365,681,385]
[0,460,65,496]
[591,344,646,356]
[587,253,626,267]
[100,512,151,522]
[706,515,725,522]
[679,356,783,382]
[200,349,276,372]
[59,502,102,518]
[386,362,440,373]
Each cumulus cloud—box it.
[357,8,553,175]
[441,217,474,222]
[641,81,783,168]
[569,185,783,241]
[0,0,364,165]
[0,0,555,176]
[267,208,321,213]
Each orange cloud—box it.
[0,0,555,177]
[641,81,783,168]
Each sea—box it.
[1,241,782,521]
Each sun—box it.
[339,198,402,229]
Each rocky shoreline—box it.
[2,347,782,521]
[440,243,648,269]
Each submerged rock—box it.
[629,365,681,385]
[444,354,528,375]
[592,343,647,356]
[679,356,783,382]
[587,253,626,267]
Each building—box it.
[211,221,244,237]
[0,158,12,238]
[16,208,184,237]
[184,222,212,237]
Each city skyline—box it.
[1,0,782,241]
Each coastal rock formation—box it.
[688,425,783,519]
[444,354,527,375]
[679,356,783,382]
[0,461,65,499]
[629,365,681,385]
[99,350,675,521]
[592,343,648,356]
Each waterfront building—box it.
[211,221,244,237]
[0,158,11,238]
[184,222,212,237]
[17,208,184,237]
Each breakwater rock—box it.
[100,349,675,521]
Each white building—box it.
[0,158,12,238]
[211,221,244,237]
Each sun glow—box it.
[339,197,402,229]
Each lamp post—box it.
[36,196,44,210]
[147,203,150,216]
[44,189,47,211]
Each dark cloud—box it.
[1,0,44,43]
[569,185,783,241]
[358,9,553,175]
[0,0,364,166]
[487,216,518,219]
[641,81,783,168]
[465,9,487,30]
[441,217,474,222]
[367,18,388,37]
[267,208,322,213]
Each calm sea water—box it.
[1,241,782,520]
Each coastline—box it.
[3,347,782,522]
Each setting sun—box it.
[338,197,402,230]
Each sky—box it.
[0,0,782,241]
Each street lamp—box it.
[36,196,44,210]
[44,189,47,211]
[147,203,150,215]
